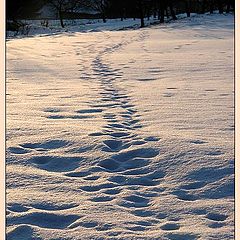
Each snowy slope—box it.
[6,13,234,240]
[6,17,156,38]
[6,14,195,38]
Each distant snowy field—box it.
[6,17,158,37]
[6,13,234,240]
[6,14,196,38]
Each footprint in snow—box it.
[165,233,198,240]
[8,203,31,213]
[76,108,103,114]
[206,212,228,222]
[205,89,216,92]
[172,190,197,202]
[166,87,178,90]
[29,155,82,172]
[80,183,119,192]
[46,115,94,119]
[160,222,180,231]
[206,150,224,156]
[8,147,30,155]
[208,222,225,229]
[7,212,80,229]
[181,181,206,190]
[144,136,160,142]
[190,140,207,145]
[43,107,61,113]
[30,202,78,211]
[21,139,70,150]
[90,195,114,202]
[98,159,120,171]
[103,188,122,195]
[163,93,175,98]
[7,225,41,240]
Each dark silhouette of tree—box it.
[159,0,165,23]
[47,0,82,27]
[168,0,177,20]
[218,0,224,14]
[201,0,207,14]
[87,0,110,23]
[209,0,214,14]
[185,0,191,17]
[226,0,234,13]
[6,0,235,28]
[106,0,128,20]
[137,0,145,27]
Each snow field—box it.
[6,13,234,239]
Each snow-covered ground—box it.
[6,17,158,38]
[6,14,196,38]
[6,13,234,240]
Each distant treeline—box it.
[7,0,235,28]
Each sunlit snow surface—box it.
[6,14,234,240]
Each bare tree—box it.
[47,0,82,27]
[226,0,234,13]
[218,0,224,14]
[185,0,191,17]
[137,0,145,27]
[87,0,110,23]
[209,0,214,14]
[168,0,177,20]
[158,0,165,23]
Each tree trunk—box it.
[218,0,224,14]
[226,0,231,13]
[153,0,157,18]
[154,9,157,19]
[146,6,150,21]
[59,10,64,28]
[160,8,164,23]
[140,17,144,27]
[166,8,169,18]
[210,0,214,14]
[121,7,124,21]
[186,0,190,17]
[201,0,206,14]
[123,8,126,19]
[102,13,106,23]
[138,0,145,27]
[159,1,165,23]
[169,3,177,20]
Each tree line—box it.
[7,0,235,29]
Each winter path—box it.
[6,14,234,239]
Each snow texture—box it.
[6,13,234,240]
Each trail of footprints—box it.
[66,44,178,233]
